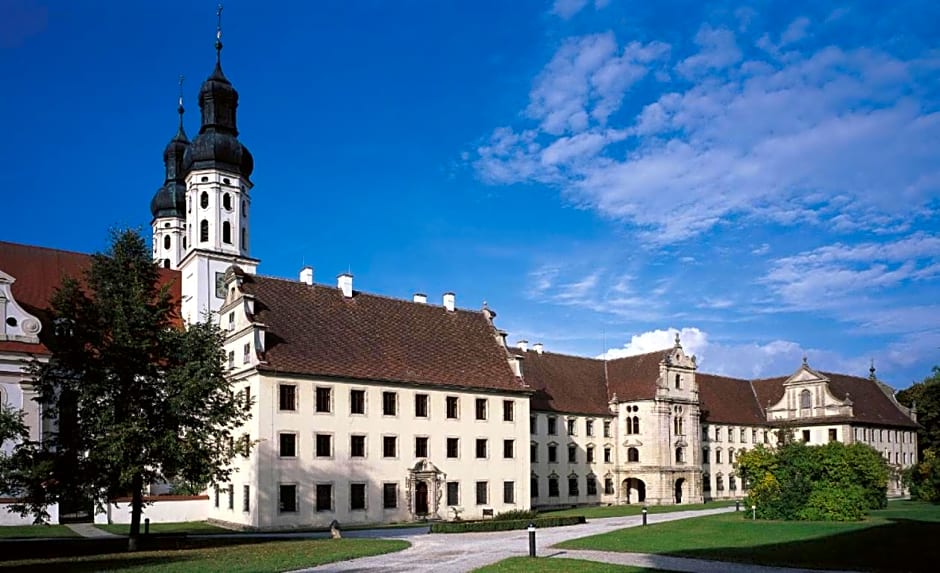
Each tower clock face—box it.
[215,271,226,299]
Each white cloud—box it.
[551,0,590,19]
[676,26,742,78]
[601,327,708,359]
[780,17,811,45]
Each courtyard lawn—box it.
[557,500,940,572]
[0,524,78,538]
[474,557,671,572]
[0,538,409,572]
[543,500,735,519]
[94,521,231,535]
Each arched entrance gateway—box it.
[675,478,685,504]
[406,460,445,519]
[621,478,646,503]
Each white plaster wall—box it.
[0,502,59,525]
[94,498,208,524]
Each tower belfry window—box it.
[223,193,232,211]
[222,221,232,244]
[163,236,171,250]
[200,191,209,209]
[200,220,209,242]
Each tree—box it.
[897,366,940,457]
[2,230,250,551]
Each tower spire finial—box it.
[215,3,224,65]
[177,74,185,128]
[869,358,876,380]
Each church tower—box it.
[150,80,189,270]
[178,7,259,324]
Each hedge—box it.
[429,515,585,533]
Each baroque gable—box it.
[0,269,42,344]
[765,358,853,422]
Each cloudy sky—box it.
[2,0,938,387]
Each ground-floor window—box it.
[503,481,514,504]
[316,483,333,512]
[568,477,579,497]
[279,484,297,513]
[227,485,234,510]
[531,477,539,498]
[548,477,559,497]
[243,485,250,512]
[446,481,459,506]
[350,483,367,511]
[383,483,398,509]
[587,477,597,496]
[703,473,711,492]
[476,481,488,505]
[604,478,614,495]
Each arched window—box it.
[703,472,711,491]
[223,193,232,211]
[716,474,724,491]
[800,389,811,409]
[200,191,209,209]
[627,447,639,462]
[163,259,170,269]
[675,447,684,463]
[222,221,232,244]
[200,220,209,242]
[632,416,640,434]
[163,235,170,250]
[675,373,681,389]
[729,475,736,491]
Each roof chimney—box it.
[413,293,427,304]
[299,266,313,286]
[534,342,543,354]
[337,273,353,298]
[517,340,528,352]
[443,292,455,312]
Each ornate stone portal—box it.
[406,459,446,519]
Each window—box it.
[315,434,332,457]
[741,428,747,442]
[603,420,611,438]
[350,389,365,415]
[715,427,721,441]
[200,191,209,208]
[214,486,220,507]
[503,439,514,459]
[475,398,488,420]
[475,438,488,459]
[279,484,297,513]
[829,429,837,442]
[503,400,514,422]
[603,447,611,463]
[604,478,614,495]
[503,481,515,504]
[628,416,640,434]
[415,394,429,418]
[586,419,594,436]
[568,444,577,463]
[717,475,725,491]
[279,433,297,458]
[627,447,639,462]
[548,444,558,463]
[586,445,595,463]
[228,485,234,509]
[383,483,398,509]
[530,442,538,463]
[316,483,332,512]
[446,437,459,458]
[222,221,232,244]
[278,384,296,411]
[728,428,734,442]
[415,436,429,458]
[228,350,234,369]
[242,485,250,512]
[703,448,710,463]
[802,430,811,443]
[382,392,397,416]
[383,436,397,458]
[475,481,488,505]
[530,416,537,434]
[568,477,579,496]
[703,473,711,491]
[675,447,684,463]
[243,343,250,364]
[567,419,576,435]
[350,483,366,511]
[446,482,459,506]
[716,449,723,464]
[675,373,681,389]
[531,477,539,498]
[200,219,208,242]
[752,428,758,443]
[548,477,560,497]
[729,475,737,491]
[548,417,557,435]
[446,396,459,419]
[315,387,332,413]
[163,235,171,250]
[350,435,366,458]
[241,228,247,250]
[587,477,597,496]
[674,417,684,436]
[800,389,812,410]
[223,192,232,210]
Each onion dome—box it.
[150,92,190,219]
[182,14,253,179]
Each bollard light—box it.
[528,522,536,557]
[752,505,756,520]
[641,506,648,526]
[735,500,740,512]
[144,518,150,536]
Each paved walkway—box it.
[293,506,858,573]
[64,523,122,538]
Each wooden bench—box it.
[482,507,494,519]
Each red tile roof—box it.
[698,373,766,425]
[509,349,610,415]
[0,241,181,354]
[241,274,526,393]
[606,350,668,402]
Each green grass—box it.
[0,538,409,572]
[543,500,735,519]
[0,525,78,538]
[474,557,671,572]
[557,500,940,572]
[94,521,231,535]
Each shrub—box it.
[905,449,940,502]
[429,515,584,533]
[493,509,539,521]
[798,484,867,521]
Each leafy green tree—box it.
[905,448,940,502]
[897,366,940,457]
[2,230,250,550]
[0,402,28,447]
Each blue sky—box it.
[2,0,939,388]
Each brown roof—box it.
[698,373,765,425]
[510,349,610,415]
[606,350,667,402]
[0,241,181,354]
[240,274,526,393]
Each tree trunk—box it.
[128,473,144,552]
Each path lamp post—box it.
[752,505,757,520]
[528,522,536,557]
[641,506,648,526]
[735,500,740,512]
[144,518,150,535]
